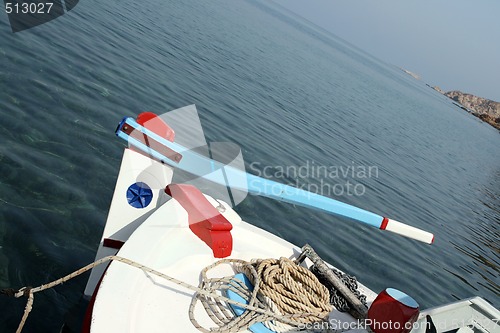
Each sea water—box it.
[0,0,498,331]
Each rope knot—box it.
[22,287,33,298]
[1,288,17,297]
[11,287,33,298]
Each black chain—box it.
[310,265,367,312]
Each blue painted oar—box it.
[116,116,434,244]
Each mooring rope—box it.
[190,257,332,333]
[249,258,332,324]
[2,255,333,333]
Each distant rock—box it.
[444,91,500,130]
[432,86,444,94]
[401,68,421,80]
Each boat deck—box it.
[90,195,376,333]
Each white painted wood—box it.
[386,219,434,244]
[84,148,174,297]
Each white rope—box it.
[6,255,333,333]
[189,258,332,332]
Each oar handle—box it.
[380,218,434,244]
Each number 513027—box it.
[5,2,54,14]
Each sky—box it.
[274,0,500,102]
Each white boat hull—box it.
[87,183,377,332]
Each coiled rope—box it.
[191,257,332,333]
[2,255,333,333]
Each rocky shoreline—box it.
[440,90,500,130]
[400,68,499,130]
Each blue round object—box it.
[386,288,419,309]
[126,182,153,208]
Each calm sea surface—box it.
[1,0,499,331]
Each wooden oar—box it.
[115,116,434,244]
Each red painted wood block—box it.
[165,184,233,258]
